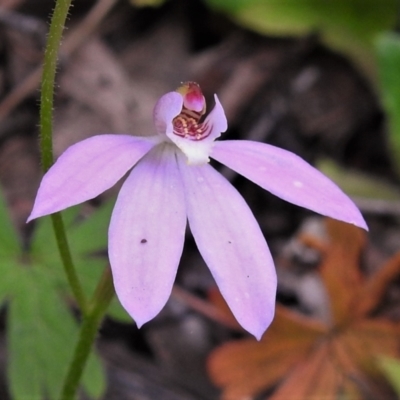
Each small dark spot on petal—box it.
[98,75,112,88]
[140,239,147,244]
[228,241,231,244]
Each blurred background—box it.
[0,0,399,399]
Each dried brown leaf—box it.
[210,340,309,400]
[318,219,366,325]
[330,334,372,388]
[336,329,400,399]
[271,305,328,338]
[208,306,327,399]
[268,343,339,400]
[356,252,400,316]
[348,319,400,363]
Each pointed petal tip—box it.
[130,303,166,328]
[244,310,275,341]
[354,217,369,232]
[117,299,157,328]
[26,202,60,223]
[332,205,368,232]
[123,307,158,330]
[248,327,264,341]
[26,209,45,224]
[134,319,145,329]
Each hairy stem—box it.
[40,0,87,311]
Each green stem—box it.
[40,0,87,312]
[59,267,115,400]
[51,213,87,310]
[40,0,71,171]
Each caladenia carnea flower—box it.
[28,82,367,340]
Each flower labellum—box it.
[28,82,367,340]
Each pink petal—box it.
[153,92,183,135]
[28,135,155,221]
[212,140,368,230]
[109,144,186,327]
[178,156,277,339]
[168,95,228,165]
[202,94,228,141]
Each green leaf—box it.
[0,186,20,257]
[376,32,400,172]
[129,0,166,6]
[30,206,81,264]
[5,202,115,399]
[73,258,131,323]
[317,158,400,200]
[81,342,106,399]
[378,356,400,395]
[68,200,114,255]
[31,203,112,297]
[0,258,16,305]
[8,264,105,399]
[0,177,111,399]
[107,297,132,323]
[205,0,398,73]
[74,257,107,298]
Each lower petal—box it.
[178,156,277,339]
[212,140,367,230]
[109,144,186,327]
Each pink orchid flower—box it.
[28,82,367,339]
